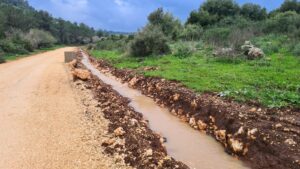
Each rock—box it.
[215,130,226,142]
[241,41,264,59]
[236,126,245,135]
[144,149,153,157]
[248,47,264,59]
[114,127,126,136]
[275,123,283,129]
[191,99,197,108]
[129,118,138,126]
[249,107,257,112]
[285,138,296,146]
[213,47,234,57]
[173,94,180,101]
[229,138,244,153]
[247,128,258,140]
[189,118,196,127]
[177,109,184,115]
[129,77,138,86]
[102,138,116,147]
[72,69,91,81]
[209,116,215,123]
[197,120,207,131]
[160,137,167,143]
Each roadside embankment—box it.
[84,51,299,169]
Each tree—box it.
[265,11,300,33]
[24,29,56,48]
[241,3,267,20]
[280,0,300,13]
[186,0,240,26]
[148,8,182,40]
[129,25,170,57]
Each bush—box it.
[203,27,231,46]
[0,47,4,63]
[24,29,56,49]
[180,24,203,41]
[128,25,170,57]
[264,11,300,34]
[95,38,127,52]
[173,42,196,58]
[0,39,28,54]
[293,43,300,56]
[252,34,287,55]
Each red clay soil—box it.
[85,52,300,169]
[73,56,189,169]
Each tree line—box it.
[0,0,104,59]
[97,0,300,58]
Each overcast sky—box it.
[27,0,284,32]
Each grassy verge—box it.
[2,45,65,62]
[91,49,300,108]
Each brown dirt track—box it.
[0,48,130,169]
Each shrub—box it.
[203,27,231,46]
[293,43,300,56]
[95,38,127,52]
[0,47,4,63]
[264,11,300,34]
[252,34,287,55]
[128,25,170,57]
[0,39,28,54]
[173,42,196,58]
[180,24,203,41]
[24,29,56,49]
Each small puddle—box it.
[81,52,250,169]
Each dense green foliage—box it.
[91,0,300,108]
[0,0,98,61]
[129,25,170,57]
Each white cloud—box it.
[49,0,89,21]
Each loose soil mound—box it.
[86,52,300,169]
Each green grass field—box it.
[91,49,300,108]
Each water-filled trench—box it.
[81,51,250,169]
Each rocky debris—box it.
[84,51,300,169]
[72,68,91,81]
[241,41,264,59]
[213,47,235,57]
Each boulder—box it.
[241,41,264,59]
[72,69,91,81]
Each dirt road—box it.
[0,48,129,169]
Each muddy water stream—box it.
[81,52,250,169]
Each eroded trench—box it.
[81,51,250,169]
